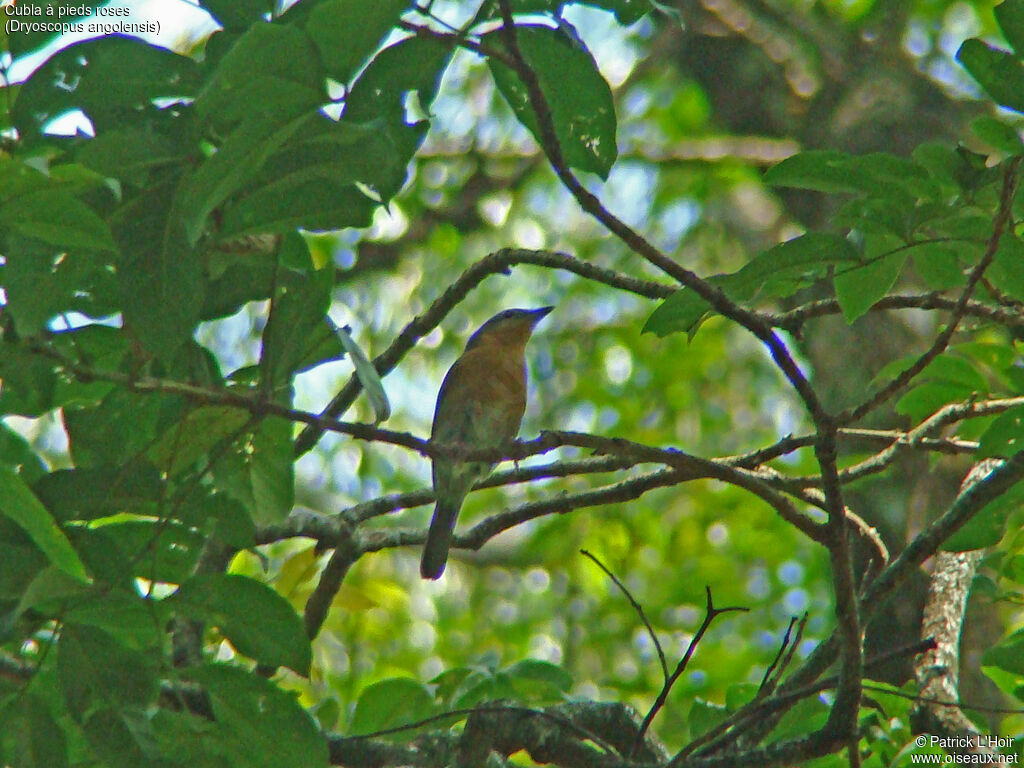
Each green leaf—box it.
[215,417,294,526]
[644,233,857,337]
[834,251,907,323]
[64,591,163,649]
[0,467,89,582]
[503,659,573,702]
[991,234,1024,301]
[763,150,860,193]
[982,626,1024,675]
[0,537,47,600]
[64,389,167,468]
[170,573,311,674]
[486,25,618,179]
[350,677,436,735]
[188,664,329,768]
[977,405,1024,459]
[201,0,273,30]
[920,354,989,392]
[334,323,391,423]
[177,108,315,245]
[220,174,378,237]
[942,482,1024,551]
[76,127,186,186]
[195,23,323,130]
[346,35,452,123]
[260,239,334,390]
[0,189,116,252]
[16,566,94,617]
[32,463,163,523]
[306,0,411,84]
[642,284,715,337]
[971,115,1024,155]
[995,0,1024,57]
[738,232,859,299]
[0,342,58,416]
[688,697,730,738]
[12,36,198,141]
[148,406,252,476]
[100,520,205,584]
[77,707,157,768]
[1,694,68,768]
[909,241,965,290]
[58,624,158,717]
[115,185,204,361]
[956,39,1024,114]
[0,421,47,482]
[895,381,973,422]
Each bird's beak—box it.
[530,306,554,323]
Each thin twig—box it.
[580,549,668,679]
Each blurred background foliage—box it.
[261,0,1014,745]
[2,0,1024,759]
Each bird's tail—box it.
[421,499,460,580]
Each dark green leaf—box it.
[503,659,573,702]
[115,185,205,361]
[306,0,411,84]
[64,591,163,649]
[201,0,273,30]
[738,232,859,299]
[177,108,315,245]
[971,115,1024,155]
[59,624,158,717]
[919,355,988,392]
[170,573,311,674]
[0,189,116,252]
[350,677,436,735]
[76,127,186,186]
[33,463,164,522]
[101,520,205,584]
[763,150,860,193]
[1,694,68,768]
[63,388,167,468]
[188,664,329,768]
[346,35,451,122]
[688,698,730,738]
[909,242,965,290]
[895,381,974,422]
[148,406,252,476]
[982,627,1024,674]
[486,25,617,178]
[0,467,89,582]
[220,174,378,238]
[977,405,1024,459]
[0,422,47,482]
[0,342,58,417]
[261,241,335,388]
[834,251,907,323]
[956,39,1024,114]
[0,537,47,600]
[12,36,198,141]
[195,23,323,130]
[78,707,157,768]
[995,0,1024,57]
[991,234,1024,300]
[214,417,294,526]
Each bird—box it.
[421,306,553,579]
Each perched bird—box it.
[421,306,553,580]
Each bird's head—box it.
[465,306,553,351]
